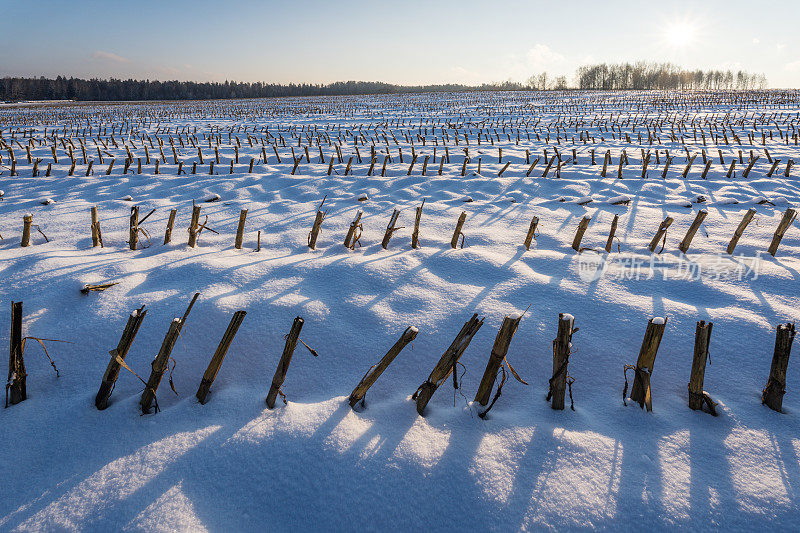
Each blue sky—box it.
[1,0,799,87]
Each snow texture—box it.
[1,91,799,531]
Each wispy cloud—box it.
[496,43,571,83]
[447,65,483,85]
[157,66,181,77]
[525,44,566,69]
[92,50,130,64]
[151,64,225,81]
[714,61,744,71]
[784,61,800,73]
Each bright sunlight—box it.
[664,21,696,47]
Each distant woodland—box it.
[572,62,767,90]
[1,62,767,102]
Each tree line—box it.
[0,77,524,102]
[571,62,767,90]
[0,62,769,102]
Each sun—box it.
[664,21,696,48]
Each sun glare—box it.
[664,22,696,48]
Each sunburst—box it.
[663,21,697,48]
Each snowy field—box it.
[1,90,800,531]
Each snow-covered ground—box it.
[1,91,800,531]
